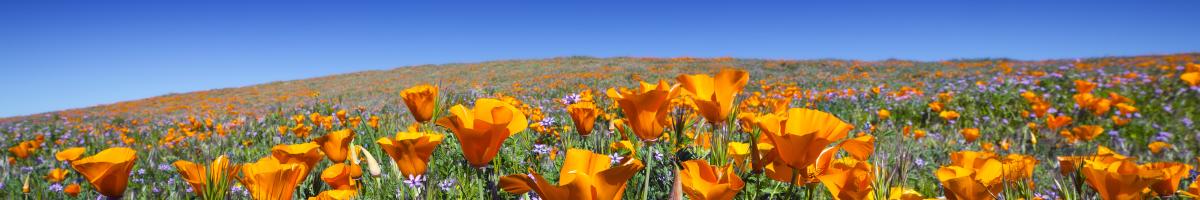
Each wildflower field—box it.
[3,54,1200,200]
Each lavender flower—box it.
[404,174,426,189]
[439,178,457,191]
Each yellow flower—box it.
[816,158,874,200]
[315,129,356,163]
[70,147,138,198]
[876,109,890,120]
[675,69,750,124]
[238,157,308,200]
[400,84,439,123]
[939,110,960,121]
[678,160,744,200]
[436,98,528,167]
[1181,72,1199,86]
[499,149,645,200]
[566,102,602,136]
[55,147,86,162]
[886,187,925,200]
[376,131,444,177]
[959,128,980,143]
[607,80,680,141]
[1148,141,1171,154]
[174,155,240,198]
[726,142,750,169]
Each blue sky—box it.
[1,0,1198,117]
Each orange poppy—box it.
[436,98,528,167]
[320,163,363,189]
[270,142,324,175]
[401,84,439,123]
[499,149,645,200]
[376,131,444,177]
[959,128,981,143]
[70,147,138,198]
[174,155,240,198]
[607,80,680,141]
[239,156,307,200]
[315,129,356,163]
[55,147,86,162]
[756,108,854,183]
[678,160,745,200]
[46,168,70,182]
[566,102,602,136]
[1080,159,1165,200]
[817,158,874,200]
[1140,162,1192,196]
[675,69,750,124]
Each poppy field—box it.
[2,54,1200,199]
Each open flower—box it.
[377,131,444,177]
[678,160,744,200]
[959,128,981,143]
[1063,125,1103,143]
[238,156,308,200]
[566,102,602,136]
[1147,142,1171,154]
[607,80,679,141]
[46,168,70,182]
[401,84,439,123]
[1080,159,1165,200]
[174,155,240,198]
[939,110,960,121]
[55,147,86,162]
[315,129,356,163]
[70,147,137,198]
[936,151,1003,199]
[270,142,324,175]
[436,98,528,167]
[499,149,645,200]
[756,108,854,183]
[311,189,357,200]
[817,157,874,200]
[64,183,81,197]
[1140,162,1192,196]
[675,69,749,124]
[320,163,363,190]
[1045,115,1072,130]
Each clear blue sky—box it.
[1,0,1198,117]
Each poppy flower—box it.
[270,142,324,175]
[817,158,874,200]
[238,157,308,200]
[1147,141,1170,154]
[678,160,744,200]
[1181,72,1199,86]
[1080,159,1165,200]
[46,168,70,182]
[64,183,81,197]
[315,129,355,163]
[70,147,138,198]
[1064,125,1104,143]
[726,142,750,169]
[566,102,602,136]
[887,187,925,200]
[55,147,86,162]
[174,155,240,198]
[436,98,528,167]
[499,149,645,200]
[1140,162,1192,196]
[876,109,890,120]
[1045,115,1072,130]
[401,84,439,123]
[310,189,357,200]
[959,128,980,143]
[675,69,750,124]
[936,163,1001,200]
[939,110,960,121]
[320,163,362,189]
[756,108,854,181]
[607,80,680,141]
[928,102,944,112]
[376,131,444,177]
[7,141,35,159]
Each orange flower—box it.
[376,131,444,177]
[7,141,35,159]
[959,128,980,143]
[928,101,944,112]
[64,183,81,197]
[1074,79,1097,94]
[726,142,750,169]
[566,102,602,136]
[1045,115,1072,130]
[55,147,86,162]
[678,160,745,200]
[1058,145,1128,176]
[676,69,749,124]
[756,108,854,182]
[436,98,528,167]
[939,110,960,121]
[401,84,439,123]
[607,80,679,141]
[876,109,890,120]
[315,129,355,163]
[70,147,138,198]
[238,157,308,200]
[1181,71,1199,86]
[499,149,645,200]
[174,155,240,198]
[936,165,1000,200]
[1141,162,1192,196]
[270,142,324,175]
[320,163,363,189]
[1064,125,1104,143]
[1147,141,1171,154]
[1080,159,1165,200]
[46,168,70,182]
[310,189,357,200]
[816,158,874,200]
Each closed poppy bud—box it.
[315,129,355,163]
[70,147,138,198]
[400,84,439,123]
[676,69,750,124]
[566,102,602,136]
[357,146,382,177]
